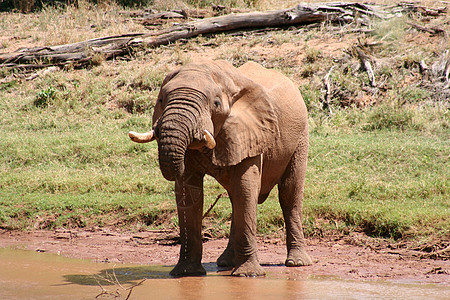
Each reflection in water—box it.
[64,265,173,286]
[0,248,448,300]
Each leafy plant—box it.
[34,86,57,108]
[0,80,18,91]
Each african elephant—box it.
[129,60,312,277]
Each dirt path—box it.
[0,229,448,285]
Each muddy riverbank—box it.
[0,229,448,285]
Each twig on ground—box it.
[125,279,147,300]
[93,268,146,299]
[203,192,227,219]
[95,281,120,299]
[421,244,450,260]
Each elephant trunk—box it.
[157,89,205,181]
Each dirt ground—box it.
[0,228,448,285]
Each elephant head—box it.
[129,60,280,180]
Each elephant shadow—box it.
[63,263,231,286]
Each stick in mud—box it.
[203,193,227,220]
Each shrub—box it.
[34,86,57,108]
[362,105,414,131]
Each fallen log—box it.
[0,2,387,69]
[395,2,447,17]
[0,33,146,68]
[407,22,446,36]
[140,4,328,47]
[137,11,186,26]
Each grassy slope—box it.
[0,1,449,242]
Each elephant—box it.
[129,60,312,277]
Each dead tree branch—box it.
[354,46,376,87]
[407,22,447,36]
[431,50,450,82]
[322,66,335,114]
[140,4,326,47]
[395,2,447,17]
[203,192,227,219]
[0,2,388,70]
[0,33,145,69]
[419,50,450,102]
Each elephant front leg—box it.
[229,157,265,277]
[170,173,206,277]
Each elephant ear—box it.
[212,78,280,166]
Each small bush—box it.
[34,86,57,108]
[399,86,431,104]
[0,80,18,92]
[116,93,152,114]
[362,105,414,131]
[304,46,322,63]
[299,84,321,112]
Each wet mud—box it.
[0,229,448,284]
[0,247,449,299]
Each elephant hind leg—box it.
[217,242,235,267]
[278,137,312,267]
[217,207,235,267]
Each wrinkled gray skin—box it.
[132,60,312,277]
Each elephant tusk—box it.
[128,130,156,143]
[202,129,216,149]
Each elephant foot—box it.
[285,248,313,267]
[170,261,206,277]
[231,257,266,277]
[217,248,235,267]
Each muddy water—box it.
[0,248,448,299]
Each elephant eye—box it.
[158,97,163,103]
[214,100,221,108]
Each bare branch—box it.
[203,193,227,220]
[354,46,376,87]
[407,22,447,36]
[322,66,335,114]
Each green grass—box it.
[305,130,449,238]
[1,93,448,239]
